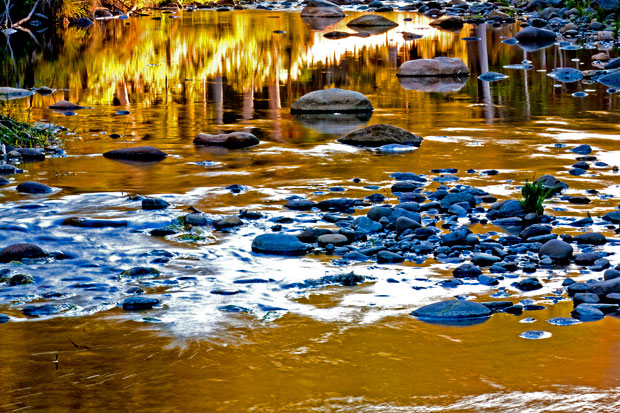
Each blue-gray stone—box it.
[517,277,542,291]
[472,253,501,267]
[377,251,404,263]
[571,144,592,154]
[16,181,52,194]
[548,67,583,83]
[571,304,605,321]
[539,239,573,261]
[22,304,60,317]
[123,296,160,310]
[547,317,581,326]
[252,234,310,256]
[453,263,482,278]
[478,71,508,82]
[412,300,491,325]
[602,210,620,224]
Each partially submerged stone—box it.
[123,296,160,311]
[429,16,464,30]
[16,181,52,194]
[252,234,310,256]
[193,132,259,149]
[300,0,344,18]
[49,100,85,110]
[291,88,373,113]
[103,146,167,161]
[338,124,423,148]
[0,243,46,263]
[412,300,491,325]
[346,15,398,28]
[514,26,557,44]
[0,87,35,101]
[397,57,469,77]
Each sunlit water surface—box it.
[1,8,620,411]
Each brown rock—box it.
[397,57,469,77]
[49,100,84,110]
[193,132,259,149]
[338,124,423,147]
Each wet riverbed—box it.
[1,7,620,411]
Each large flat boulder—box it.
[291,88,373,113]
[300,0,344,18]
[193,132,259,149]
[0,87,35,101]
[411,300,492,325]
[103,146,167,161]
[338,124,422,148]
[397,57,469,77]
[252,234,310,256]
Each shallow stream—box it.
[1,8,620,411]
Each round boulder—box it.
[0,243,46,263]
[411,300,491,325]
[16,181,52,194]
[429,16,464,30]
[338,124,422,147]
[539,239,573,262]
[514,26,557,44]
[397,57,469,77]
[193,132,259,149]
[291,88,373,113]
[252,234,310,256]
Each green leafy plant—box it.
[0,114,59,147]
[520,177,554,216]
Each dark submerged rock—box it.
[142,198,170,210]
[62,217,128,228]
[517,277,543,291]
[103,146,167,161]
[123,296,160,311]
[453,263,482,278]
[22,304,61,317]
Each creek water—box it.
[1,8,620,411]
